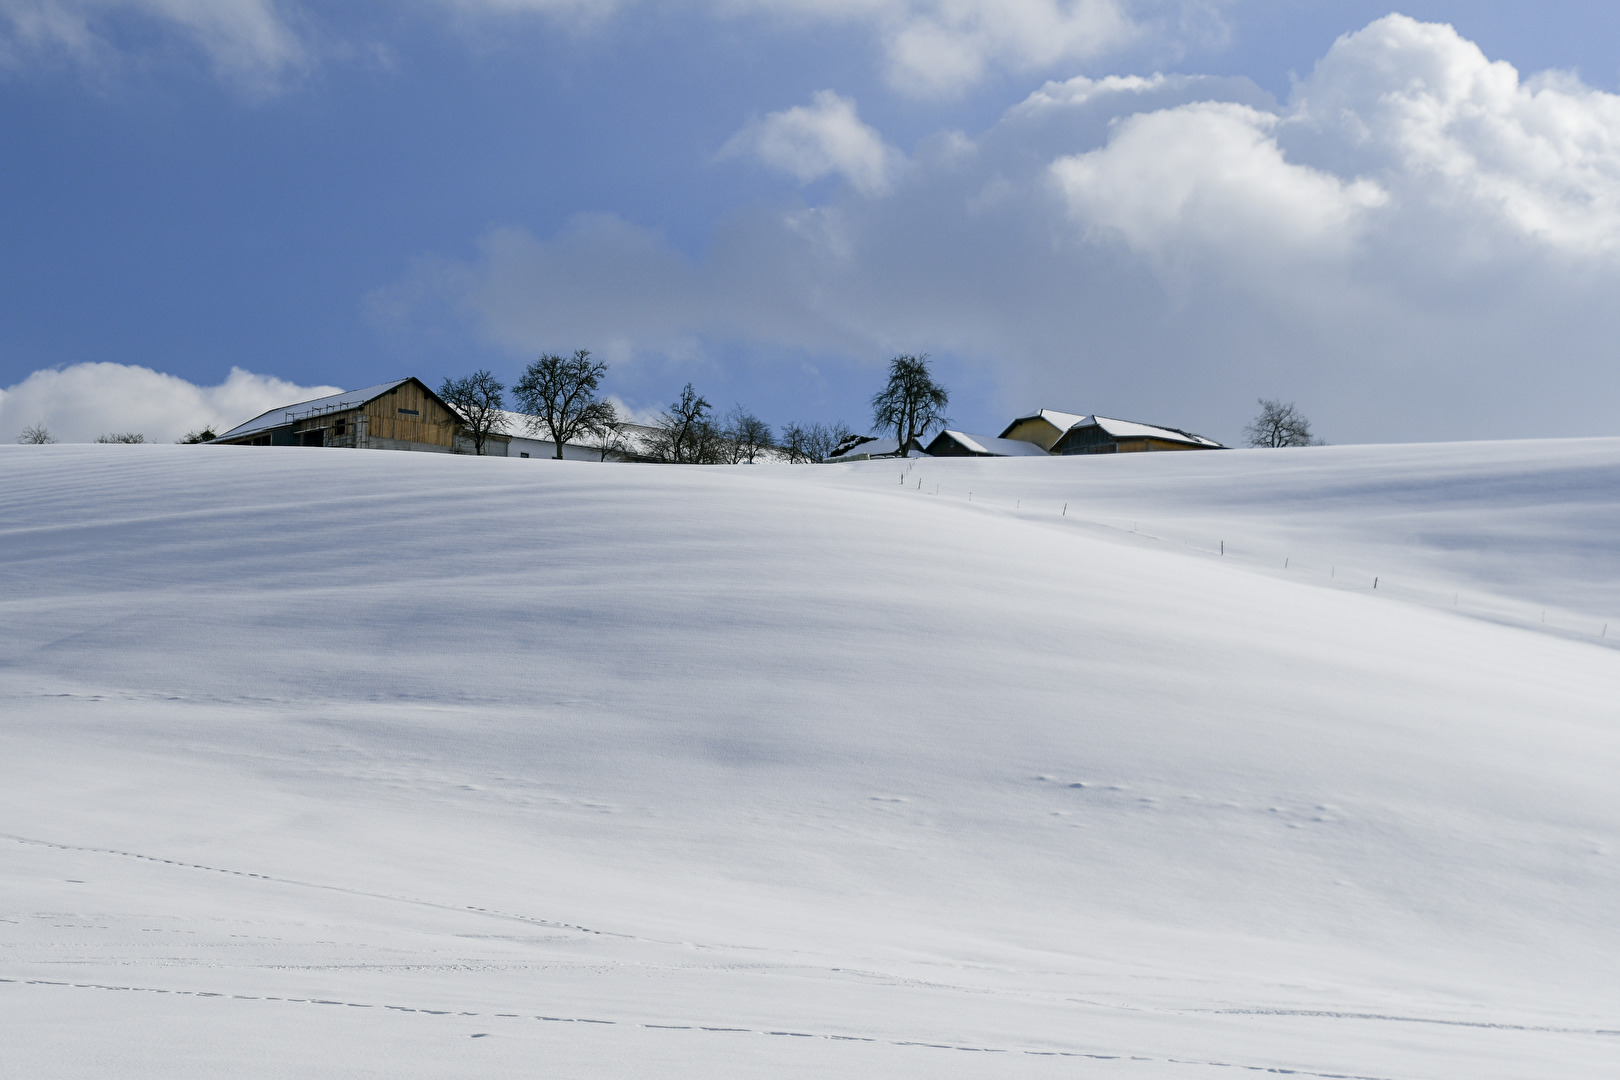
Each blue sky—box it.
[4,2,1620,444]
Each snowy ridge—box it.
[2,440,1618,1079]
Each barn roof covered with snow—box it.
[1051,416,1224,455]
[999,409,1092,450]
[924,430,1052,457]
[216,379,427,442]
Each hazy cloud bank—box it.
[0,363,338,443]
[1,0,1214,96]
[0,0,310,92]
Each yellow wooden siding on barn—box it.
[361,383,458,448]
[1000,417,1068,450]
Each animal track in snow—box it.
[0,973,1434,1078]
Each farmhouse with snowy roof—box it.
[997,409,1091,451]
[924,430,1053,457]
[1044,416,1223,455]
[213,378,505,455]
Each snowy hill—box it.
[2,440,1617,1079]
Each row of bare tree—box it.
[440,350,877,464]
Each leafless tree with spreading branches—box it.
[723,406,774,464]
[1243,399,1318,448]
[513,350,616,459]
[870,354,948,458]
[648,383,725,463]
[781,420,855,463]
[439,370,508,455]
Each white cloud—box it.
[1051,102,1387,265]
[381,16,1620,444]
[0,363,339,443]
[872,0,1139,96]
[1290,14,1620,256]
[723,90,902,196]
[0,0,308,91]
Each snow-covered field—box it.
[2,439,1617,1078]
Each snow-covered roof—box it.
[215,380,415,441]
[1083,416,1223,448]
[828,436,902,461]
[930,430,1052,457]
[1000,409,1091,439]
[826,436,931,461]
[501,411,661,456]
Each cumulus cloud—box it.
[379,15,1620,443]
[0,0,308,91]
[0,363,339,443]
[1290,14,1620,256]
[1051,102,1387,265]
[723,90,902,196]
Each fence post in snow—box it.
[1374,577,1378,589]
[1220,541,1224,556]
[1062,503,1067,516]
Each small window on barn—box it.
[397,408,420,416]
[520,452,530,458]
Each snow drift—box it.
[1,439,1617,1078]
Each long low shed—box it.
[212,378,501,454]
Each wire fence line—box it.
[876,464,1618,649]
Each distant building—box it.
[213,378,505,455]
[923,430,1051,457]
[1048,416,1223,455]
[998,409,1091,451]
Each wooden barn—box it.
[1049,416,1223,455]
[212,378,507,455]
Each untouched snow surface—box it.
[2,440,1618,1078]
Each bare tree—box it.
[723,406,774,464]
[870,354,948,458]
[439,370,508,455]
[513,350,616,460]
[1243,399,1317,448]
[96,432,146,443]
[648,383,725,463]
[16,423,56,444]
[782,420,855,463]
[582,400,633,461]
[177,427,218,444]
